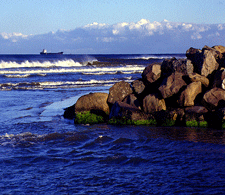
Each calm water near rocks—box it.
[0,54,224,194]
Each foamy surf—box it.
[0,59,83,69]
[0,65,145,75]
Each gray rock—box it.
[107,81,133,104]
[143,93,166,113]
[142,63,161,83]
[132,79,145,94]
[161,57,193,77]
[159,72,187,99]
[187,46,220,77]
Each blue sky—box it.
[0,0,225,35]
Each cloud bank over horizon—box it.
[1,19,225,54]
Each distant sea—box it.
[0,53,225,194]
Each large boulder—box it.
[187,46,220,77]
[75,92,110,116]
[188,73,209,87]
[202,88,225,110]
[178,81,202,107]
[109,101,148,121]
[143,93,166,113]
[161,57,193,77]
[142,63,161,83]
[159,72,187,99]
[107,81,133,104]
[201,46,220,77]
[132,79,146,94]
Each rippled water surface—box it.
[0,54,225,194]
[1,123,225,194]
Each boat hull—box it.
[40,52,63,55]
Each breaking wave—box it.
[0,59,83,69]
[0,78,134,90]
[0,65,145,75]
[128,54,186,60]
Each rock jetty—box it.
[64,45,225,128]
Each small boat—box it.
[40,49,63,55]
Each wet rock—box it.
[75,92,110,116]
[143,93,166,113]
[153,108,185,126]
[178,81,202,107]
[107,81,133,104]
[63,104,75,119]
[185,106,208,122]
[159,72,187,99]
[109,101,148,121]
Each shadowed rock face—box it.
[162,57,194,77]
[109,101,148,121]
[159,72,187,99]
[122,94,141,109]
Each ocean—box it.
[0,53,224,194]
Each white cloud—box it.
[0,19,225,54]
[218,24,224,30]
[191,32,202,40]
[84,22,107,29]
[1,32,28,39]
[182,23,193,31]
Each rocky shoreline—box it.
[64,45,225,129]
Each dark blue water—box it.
[0,54,225,194]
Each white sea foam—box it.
[0,59,83,69]
[0,65,145,75]
[5,74,31,78]
[129,55,186,60]
[0,78,134,90]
